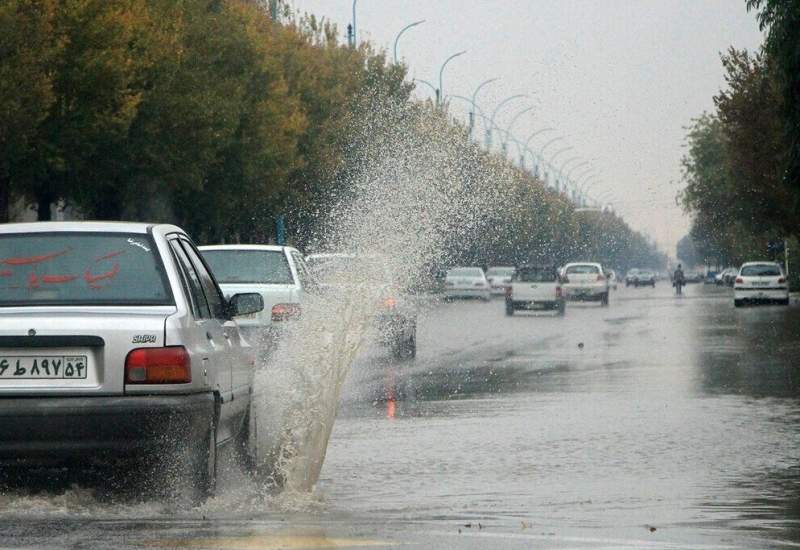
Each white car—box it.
[444,267,491,300]
[505,265,565,315]
[200,245,314,345]
[561,262,610,306]
[733,261,789,307]
[485,266,516,295]
[0,222,264,500]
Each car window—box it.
[741,265,781,277]
[180,240,227,319]
[0,232,172,307]
[201,249,294,284]
[515,267,557,283]
[487,267,515,277]
[291,251,312,288]
[566,265,600,274]
[169,239,211,318]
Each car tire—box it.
[188,414,217,504]
[556,302,566,316]
[779,297,790,306]
[601,292,609,306]
[734,299,744,308]
[505,300,514,316]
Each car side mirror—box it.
[229,293,264,317]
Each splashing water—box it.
[249,94,509,497]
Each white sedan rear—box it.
[444,267,491,300]
[733,262,789,307]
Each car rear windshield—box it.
[566,265,600,274]
[741,264,781,277]
[447,268,484,278]
[0,232,172,306]
[201,250,294,284]
[515,267,557,282]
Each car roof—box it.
[199,244,296,253]
[565,262,602,268]
[0,221,169,234]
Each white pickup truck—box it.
[505,265,565,315]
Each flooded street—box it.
[3,284,800,548]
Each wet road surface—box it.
[3,283,800,548]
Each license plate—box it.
[752,282,768,286]
[0,356,88,379]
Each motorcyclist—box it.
[673,264,686,294]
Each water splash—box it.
[249,94,508,495]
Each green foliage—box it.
[681,46,798,266]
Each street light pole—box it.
[502,106,534,153]
[469,78,498,139]
[414,78,439,104]
[438,50,466,109]
[548,146,573,191]
[487,94,526,149]
[351,0,358,47]
[393,20,425,64]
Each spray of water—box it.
[249,93,512,498]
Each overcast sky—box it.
[289,0,763,255]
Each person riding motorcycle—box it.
[673,264,686,294]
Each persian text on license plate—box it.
[0,356,88,379]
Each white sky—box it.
[289,0,763,255]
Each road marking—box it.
[147,534,391,549]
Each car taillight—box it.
[125,346,191,384]
[735,277,743,284]
[778,277,786,283]
[556,287,562,297]
[272,303,301,322]
[597,274,605,281]
[383,296,397,309]
[505,286,513,297]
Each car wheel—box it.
[779,297,790,306]
[556,302,566,316]
[601,292,609,306]
[734,299,744,308]
[505,300,514,316]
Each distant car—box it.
[200,245,313,347]
[733,261,789,307]
[0,222,264,500]
[305,253,417,358]
[561,262,610,305]
[704,270,718,284]
[505,265,565,316]
[635,270,656,287]
[444,267,491,301]
[485,266,516,295]
[625,268,640,287]
[684,271,703,283]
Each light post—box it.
[414,78,439,104]
[548,146,573,191]
[393,20,425,64]
[487,94,526,149]
[521,127,554,173]
[502,106,535,153]
[566,161,590,183]
[438,50,466,109]
[469,78,499,138]
[558,157,582,197]
[351,0,357,46]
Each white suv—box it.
[561,262,610,306]
[505,265,565,315]
[734,261,790,307]
[0,222,263,500]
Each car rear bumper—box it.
[734,288,789,301]
[445,288,490,298]
[0,393,214,461]
[563,286,606,300]
[511,299,563,309]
